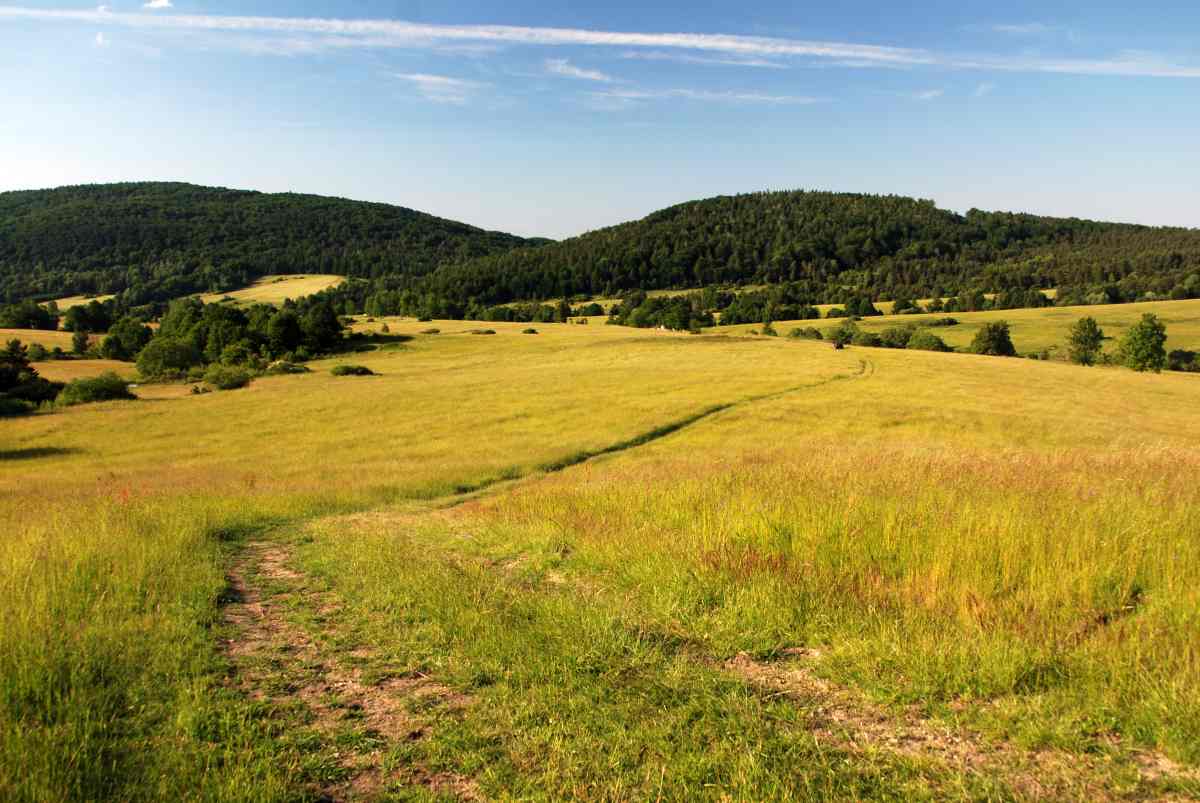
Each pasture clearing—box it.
[198,274,346,306]
[2,321,1198,800]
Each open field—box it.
[3,321,1199,800]
[198,274,345,306]
[0,327,82,350]
[31,359,136,383]
[49,294,116,311]
[718,297,1200,356]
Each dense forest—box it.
[424,191,1200,306]
[0,183,542,305]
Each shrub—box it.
[830,320,859,348]
[379,322,390,333]
[925,317,959,327]
[522,328,539,334]
[851,331,882,347]
[878,325,916,349]
[266,360,311,375]
[137,337,201,379]
[1066,317,1105,366]
[72,329,91,356]
[761,320,778,337]
[203,364,252,390]
[420,328,441,335]
[469,329,497,335]
[331,364,374,376]
[969,321,1017,356]
[907,330,951,352]
[788,327,823,340]
[26,343,48,361]
[0,396,33,416]
[1168,350,1199,372]
[1120,313,1167,372]
[57,372,135,406]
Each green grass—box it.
[718,297,1200,356]
[2,319,1199,799]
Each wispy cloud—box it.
[2,6,1199,79]
[913,89,943,101]
[591,87,821,106]
[94,30,107,46]
[991,22,1054,36]
[619,50,786,69]
[973,82,996,97]
[142,0,172,8]
[392,72,488,104]
[544,58,613,82]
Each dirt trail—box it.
[724,650,1196,802]
[221,541,479,802]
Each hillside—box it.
[0,182,542,305]
[425,191,1200,305]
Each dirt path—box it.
[221,541,479,802]
[724,650,1197,802]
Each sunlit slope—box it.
[197,274,345,306]
[717,297,1200,354]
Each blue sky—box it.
[2,1,1198,238]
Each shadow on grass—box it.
[0,446,81,461]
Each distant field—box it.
[49,294,115,310]
[718,297,1200,356]
[3,319,1198,800]
[32,359,136,382]
[198,274,345,306]
[0,327,82,350]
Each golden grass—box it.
[3,318,1199,798]
[32,359,136,383]
[0,328,82,350]
[48,294,115,310]
[197,274,345,306]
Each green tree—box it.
[100,316,153,361]
[136,337,201,378]
[1066,317,1104,366]
[969,321,1017,356]
[72,329,90,356]
[1119,313,1167,372]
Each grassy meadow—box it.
[3,318,1199,800]
[198,274,345,306]
[717,297,1200,356]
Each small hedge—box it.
[266,360,311,375]
[907,330,951,352]
[57,372,136,406]
[331,364,374,376]
[468,329,497,336]
[522,328,539,334]
[204,364,252,390]
[420,328,440,335]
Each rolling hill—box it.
[425,190,1200,305]
[0,182,543,305]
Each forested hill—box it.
[0,183,542,304]
[424,191,1200,304]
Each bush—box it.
[57,372,135,406]
[266,360,311,375]
[379,322,389,333]
[787,327,823,340]
[925,317,959,327]
[420,328,441,335]
[522,328,539,334]
[878,325,916,349]
[1168,350,1199,372]
[331,364,374,376]
[469,329,497,335]
[137,337,202,379]
[203,364,252,390]
[907,330,951,352]
[26,343,48,361]
[969,321,1017,356]
[0,396,33,416]
[851,331,882,347]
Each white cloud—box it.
[94,30,107,45]
[973,82,996,97]
[619,50,786,69]
[142,0,172,8]
[545,58,612,82]
[96,4,109,12]
[913,89,943,101]
[591,87,821,105]
[392,72,488,104]
[2,6,1198,79]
